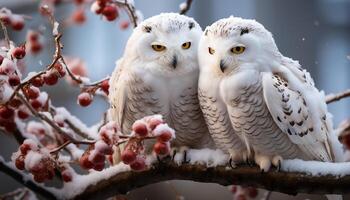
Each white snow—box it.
[152,123,175,139]
[24,151,43,170]
[52,22,59,36]
[282,159,350,177]
[173,148,228,167]
[179,2,187,11]
[48,163,131,199]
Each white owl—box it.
[109,13,215,161]
[198,16,339,171]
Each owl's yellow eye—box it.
[231,46,245,54]
[151,44,166,52]
[208,47,215,55]
[182,42,191,49]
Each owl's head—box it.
[125,13,202,76]
[199,16,280,76]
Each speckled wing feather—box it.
[108,59,162,135]
[198,88,246,154]
[169,87,216,148]
[262,72,333,162]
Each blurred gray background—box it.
[0,0,349,199]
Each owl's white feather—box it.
[199,16,340,171]
[109,13,215,163]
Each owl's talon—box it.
[276,160,281,172]
[183,150,189,163]
[229,158,237,169]
[260,168,265,173]
[171,149,177,161]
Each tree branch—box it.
[74,162,350,200]
[0,159,56,200]
[326,89,350,104]
[179,0,193,15]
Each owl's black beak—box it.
[172,55,177,69]
[220,60,226,73]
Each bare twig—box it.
[0,20,10,47]
[179,0,193,15]
[113,0,138,27]
[326,89,350,104]
[50,139,95,154]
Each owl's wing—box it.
[109,59,161,134]
[262,72,333,162]
[198,88,247,155]
[169,87,216,149]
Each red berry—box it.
[132,121,148,137]
[79,155,94,169]
[11,19,24,31]
[153,142,169,155]
[17,109,29,119]
[231,185,237,193]
[93,162,105,171]
[4,121,16,132]
[54,63,66,77]
[91,152,105,163]
[61,170,72,182]
[119,20,130,30]
[0,106,14,119]
[130,157,146,171]
[77,92,93,107]
[15,155,25,170]
[247,187,258,198]
[341,134,350,150]
[158,131,172,142]
[0,15,11,25]
[102,5,118,21]
[33,174,46,183]
[12,47,26,59]
[28,32,39,42]
[100,80,109,95]
[9,98,22,108]
[30,42,42,54]
[44,71,59,85]
[25,86,40,99]
[0,55,4,65]
[8,74,20,86]
[30,99,42,110]
[72,9,86,24]
[20,143,31,155]
[31,76,44,87]
[121,149,136,164]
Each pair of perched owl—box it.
[109,13,338,171]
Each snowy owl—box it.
[198,16,338,171]
[109,13,215,161]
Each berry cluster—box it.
[0,8,25,31]
[230,185,258,200]
[79,122,118,171]
[12,139,56,183]
[91,0,119,22]
[121,115,175,171]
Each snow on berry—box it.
[132,120,148,137]
[10,14,25,31]
[121,149,137,164]
[153,141,170,155]
[27,121,48,138]
[0,58,16,74]
[77,92,93,107]
[152,123,175,140]
[44,70,59,85]
[129,156,146,171]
